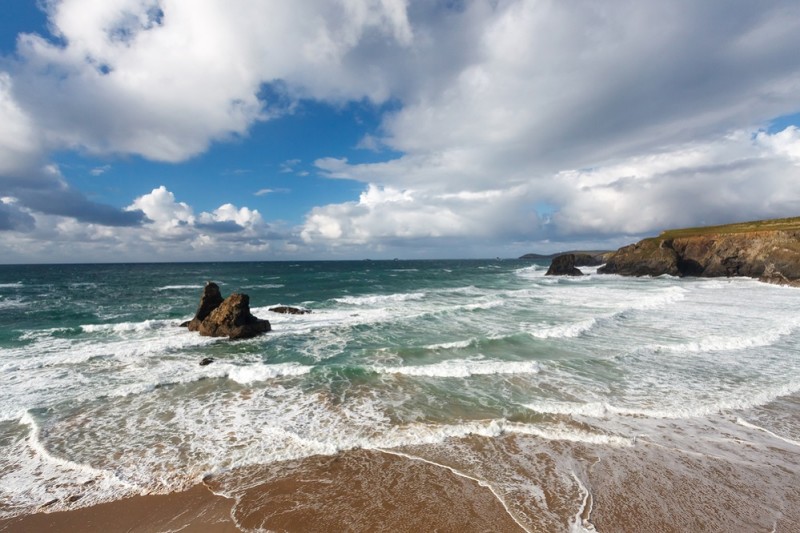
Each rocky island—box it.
[182,281,271,339]
[597,216,800,286]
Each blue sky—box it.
[1,1,800,263]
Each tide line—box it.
[735,417,800,448]
[376,447,531,533]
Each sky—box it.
[1,0,800,263]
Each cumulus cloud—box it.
[7,0,415,163]
[3,1,800,259]
[305,127,800,250]
[301,1,800,250]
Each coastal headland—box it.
[538,216,800,285]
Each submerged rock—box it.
[198,293,271,339]
[268,305,312,315]
[199,357,215,366]
[545,254,584,276]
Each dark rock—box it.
[198,293,271,339]
[179,320,190,327]
[759,263,800,287]
[545,254,584,276]
[199,357,215,366]
[572,253,605,267]
[187,282,225,332]
[269,305,312,315]
[599,239,681,277]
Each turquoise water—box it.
[1,260,799,517]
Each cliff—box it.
[598,217,800,285]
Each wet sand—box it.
[2,413,799,532]
[0,484,238,533]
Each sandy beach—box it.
[3,409,799,532]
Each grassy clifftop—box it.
[599,215,800,284]
[658,216,800,239]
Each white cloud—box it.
[301,183,538,246]
[756,126,800,163]
[127,185,194,238]
[0,72,40,175]
[3,1,800,260]
[8,0,415,163]
[304,127,800,248]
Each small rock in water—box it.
[545,254,584,276]
[199,357,215,366]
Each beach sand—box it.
[2,415,799,532]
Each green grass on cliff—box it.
[658,216,800,239]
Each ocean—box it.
[1,260,799,531]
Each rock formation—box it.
[545,254,584,276]
[184,282,271,339]
[184,282,224,330]
[599,223,800,285]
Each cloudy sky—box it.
[1,0,800,263]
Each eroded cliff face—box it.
[599,230,800,284]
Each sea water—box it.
[0,260,798,519]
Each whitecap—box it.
[529,318,598,339]
[333,292,426,306]
[425,339,474,350]
[153,285,204,291]
[226,363,314,384]
[372,359,540,378]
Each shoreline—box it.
[3,410,799,532]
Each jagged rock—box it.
[199,357,215,366]
[545,254,584,276]
[759,263,800,287]
[269,305,312,315]
[187,282,225,332]
[599,239,680,277]
[197,293,271,339]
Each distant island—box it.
[569,216,800,286]
[519,250,611,264]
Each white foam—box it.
[735,418,800,448]
[153,284,203,291]
[0,282,23,288]
[226,363,314,384]
[530,318,598,339]
[526,382,800,420]
[334,292,426,305]
[652,321,799,354]
[80,319,176,334]
[0,413,141,516]
[373,359,540,378]
[0,298,27,310]
[425,339,474,350]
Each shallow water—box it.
[0,260,798,527]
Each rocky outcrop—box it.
[185,282,225,330]
[599,229,800,284]
[546,254,584,276]
[269,305,312,315]
[599,239,680,277]
[197,293,271,339]
[184,282,271,339]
